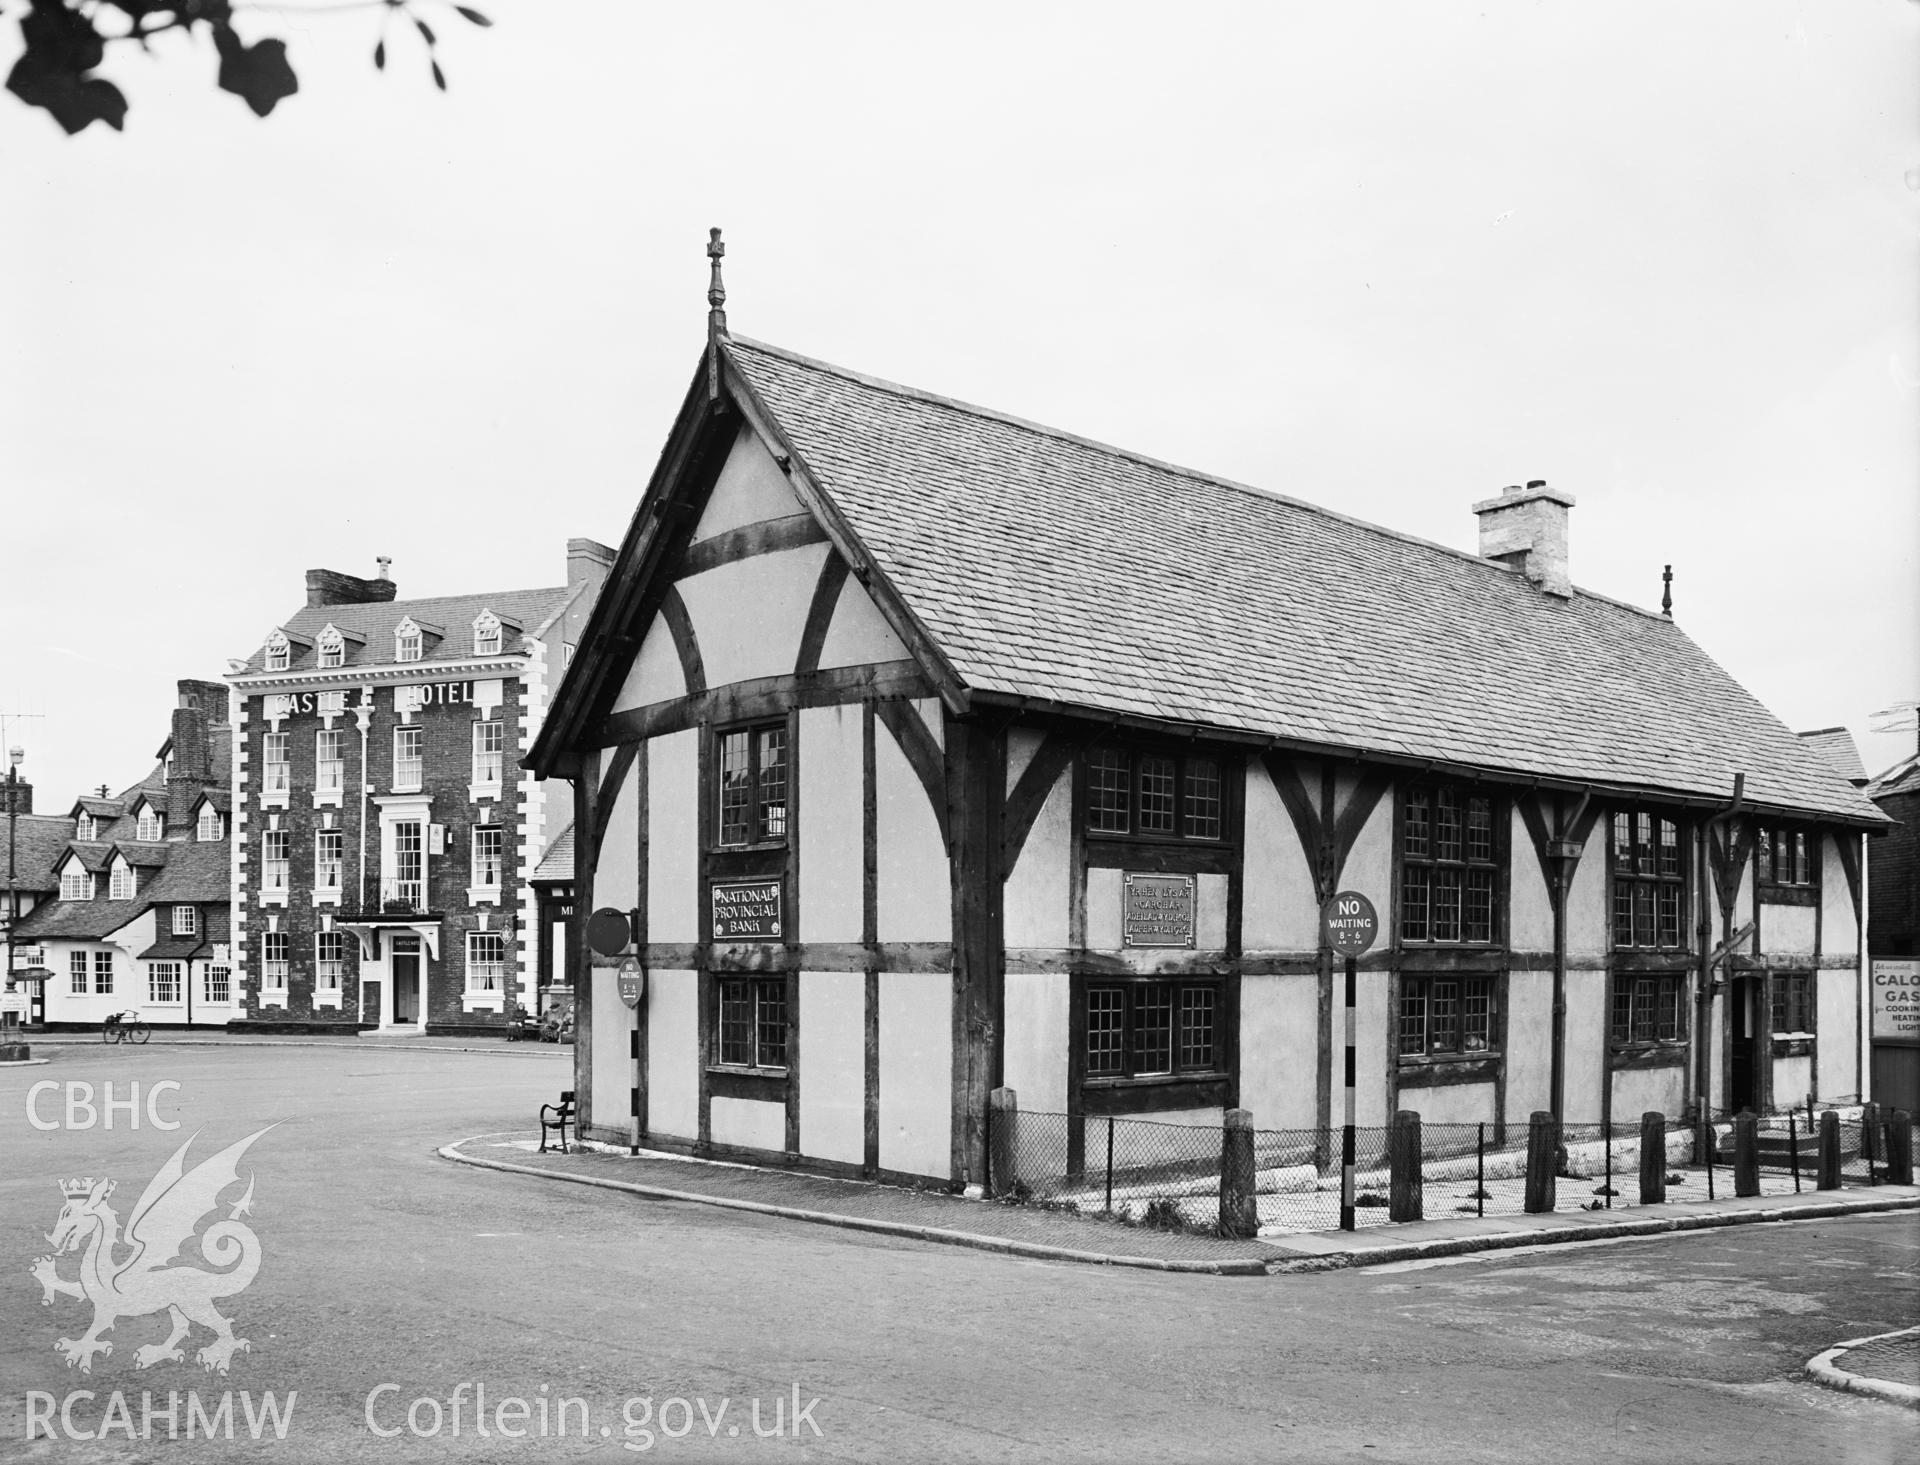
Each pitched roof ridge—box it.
[292,584,567,616]
[729,335,1674,626]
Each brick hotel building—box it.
[226,546,610,1034]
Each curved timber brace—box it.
[1517,788,1602,1127]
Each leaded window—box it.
[1611,974,1686,1045]
[1083,746,1225,841]
[717,977,787,1069]
[1399,975,1496,1057]
[715,723,788,847]
[1085,980,1221,1078]
[1756,827,1817,889]
[1612,812,1687,950]
[1402,785,1500,944]
[1771,973,1815,1035]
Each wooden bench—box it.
[539,1091,575,1154]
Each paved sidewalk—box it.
[440,1131,1920,1277]
[22,1030,570,1057]
[1808,1326,1920,1408]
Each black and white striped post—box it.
[1323,891,1380,1233]
[617,955,645,1155]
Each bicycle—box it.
[102,1011,150,1045]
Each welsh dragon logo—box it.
[30,1127,274,1375]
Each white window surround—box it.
[196,804,223,841]
[260,831,290,908]
[204,964,232,1005]
[468,719,505,803]
[472,610,503,657]
[172,905,198,937]
[134,806,162,841]
[314,728,346,809]
[394,616,424,663]
[264,631,291,672]
[108,861,134,901]
[148,962,183,1005]
[393,725,424,793]
[463,931,508,1011]
[61,864,93,901]
[75,814,96,841]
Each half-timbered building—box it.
[529,267,1887,1186]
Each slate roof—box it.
[139,937,206,962]
[1797,728,1869,786]
[141,842,231,903]
[116,843,171,869]
[531,824,574,884]
[63,843,114,874]
[1,815,77,894]
[1868,754,1920,801]
[73,797,124,820]
[724,337,1886,825]
[238,587,571,675]
[14,899,145,943]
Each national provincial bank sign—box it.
[711,880,783,941]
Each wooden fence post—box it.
[1886,1111,1914,1187]
[987,1087,1017,1199]
[1861,1101,1881,1163]
[1388,1110,1423,1222]
[1816,1109,1842,1190]
[1218,1108,1258,1239]
[1638,1111,1667,1205]
[1732,1111,1760,1197]
[1524,1110,1558,1214]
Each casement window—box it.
[1611,812,1687,950]
[315,830,344,892]
[392,821,424,907]
[69,951,88,994]
[471,721,504,786]
[316,729,346,794]
[393,726,424,792]
[473,612,502,657]
[716,976,788,1069]
[109,861,135,901]
[263,733,291,795]
[264,632,290,671]
[1756,826,1817,890]
[172,905,198,937]
[1610,974,1686,1046]
[715,723,788,847]
[317,629,344,668]
[262,831,290,893]
[75,814,96,841]
[261,933,289,990]
[93,951,113,993]
[466,932,506,993]
[316,931,347,992]
[1401,785,1501,944]
[1084,746,1225,841]
[60,864,93,901]
[1399,974,1497,1057]
[205,965,231,1004]
[395,622,423,663]
[196,803,223,842]
[471,826,503,888]
[135,806,162,841]
[1085,979,1223,1078]
[148,962,181,1003]
[1771,973,1815,1036]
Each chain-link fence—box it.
[987,1101,1914,1238]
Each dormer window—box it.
[395,617,424,663]
[60,862,93,901]
[75,813,96,842]
[265,630,291,672]
[317,626,346,668]
[473,610,503,657]
[135,805,162,842]
[196,803,223,842]
[109,859,134,901]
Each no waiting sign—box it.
[1322,891,1379,957]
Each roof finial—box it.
[706,227,727,402]
[1661,564,1672,618]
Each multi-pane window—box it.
[472,721,504,786]
[61,864,92,900]
[1401,786,1500,944]
[263,831,290,893]
[315,830,344,892]
[69,951,88,994]
[75,814,96,841]
[396,624,423,662]
[196,803,222,841]
[716,724,788,846]
[318,634,344,668]
[261,932,289,990]
[1085,981,1222,1077]
[1756,827,1817,889]
[172,905,197,937]
[93,951,113,993]
[473,614,502,656]
[149,962,181,1003]
[392,821,423,906]
[1771,973,1815,1035]
[1610,975,1686,1046]
[135,806,162,841]
[466,932,506,993]
[393,726,424,792]
[471,826,503,887]
[263,732,291,795]
[316,932,348,993]
[1399,975,1496,1057]
[1085,747,1224,840]
[265,633,289,671]
[205,965,231,1004]
[109,861,134,901]
[316,729,346,794]
[1612,812,1686,949]
[717,977,788,1068]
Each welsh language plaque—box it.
[1122,872,1195,948]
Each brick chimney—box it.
[1473,479,1575,599]
[306,560,399,608]
[568,538,616,595]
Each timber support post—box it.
[988,1087,1017,1198]
[1524,1110,1558,1214]
[1886,1111,1913,1187]
[1817,1110,1842,1190]
[1218,1108,1258,1239]
[1638,1111,1666,1205]
[1388,1110,1423,1223]
[1732,1111,1759,1197]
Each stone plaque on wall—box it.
[711,879,783,941]
[1123,872,1194,948]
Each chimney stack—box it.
[1473,479,1576,599]
[567,538,616,596]
[306,563,398,608]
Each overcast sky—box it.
[4,1,1915,810]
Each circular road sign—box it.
[1322,891,1379,956]
[586,907,632,958]
[617,957,645,1008]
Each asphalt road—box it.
[2,1042,1915,1463]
